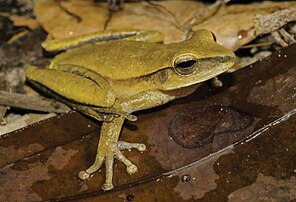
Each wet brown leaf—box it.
[0,40,295,201]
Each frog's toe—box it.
[118,141,146,152]
[210,77,223,88]
[78,155,104,181]
[79,140,145,190]
[101,183,114,191]
[78,170,91,180]
[114,147,139,174]
[127,164,138,174]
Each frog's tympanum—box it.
[26,29,235,190]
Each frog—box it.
[26,29,235,191]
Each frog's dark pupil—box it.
[177,60,196,69]
[211,31,217,41]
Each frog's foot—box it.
[0,118,7,125]
[210,76,223,88]
[78,141,146,191]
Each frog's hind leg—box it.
[42,29,163,52]
[78,116,146,191]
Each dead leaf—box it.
[193,2,296,50]
[34,0,296,47]
[7,30,29,43]
[9,15,40,30]
[34,0,109,39]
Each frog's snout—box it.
[216,55,236,71]
[225,54,236,67]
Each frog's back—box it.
[50,41,174,80]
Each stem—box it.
[0,90,71,113]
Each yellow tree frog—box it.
[26,29,235,190]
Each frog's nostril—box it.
[159,70,169,82]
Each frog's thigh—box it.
[51,64,113,92]
[26,65,116,107]
[116,90,175,113]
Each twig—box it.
[0,90,71,113]
[104,0,125,29]
[255,9,296,47]
[56,0,82,23]
[145,1,187,32]
[240,42,273,49]
[184,0,231,39]
[255,9,296,35]
[0,80,10,125]
[107,0,124,11]
[0,105,8,125]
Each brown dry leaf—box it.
[7,30,29,44]
[193,2,296,50]
[34,0,296,47]
[9,15,40,30]
[33,0,109,39]
[34,0,206,43]
[107,1,204,42]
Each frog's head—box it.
[155,29,236,91]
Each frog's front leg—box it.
[78,116,146,191]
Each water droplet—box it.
[126,194,134,201]
[181,174,191,183]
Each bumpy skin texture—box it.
[26,29,235,190]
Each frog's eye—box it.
[210,31,217,42]
[173,55,197,75]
